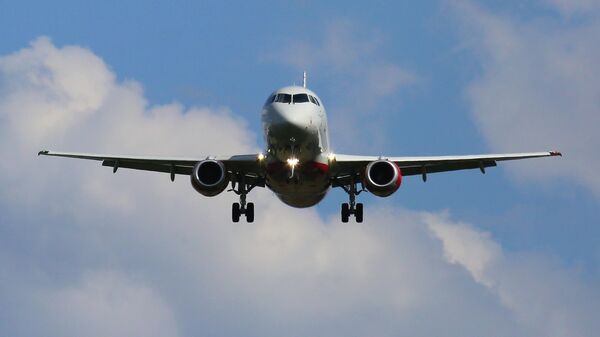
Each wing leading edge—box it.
[331,151,562,181]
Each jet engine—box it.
[191,160,229,197]
[363,160,402,197]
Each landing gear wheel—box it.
[355,203,364,223]
[229,173,260,223]
[341,203,350,223]
[246,202,255,223]
[232,203,241,223]
[338,176,366,223]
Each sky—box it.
[0,0,599,336]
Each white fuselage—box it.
[261,86,331,207]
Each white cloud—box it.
[427,212,501,287]
[32,271,180,337]
[429,212,600,337]
[0,37,113,145]
[452,1,600,196]
[0,37,598,337]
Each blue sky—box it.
[1,0,599,336]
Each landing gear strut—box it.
[340,177,364,223]
[230,174,257,223]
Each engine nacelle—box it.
[191,160,229,197]
[364,160,402,197]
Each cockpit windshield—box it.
[293,93,310,103]
[267,92,322,106]
[274,93,292,103]
[312,96,320,106]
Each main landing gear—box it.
[230,174,257,223]
[340,177,364,223]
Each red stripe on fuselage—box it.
[311,161,329,174]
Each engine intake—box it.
[364,160,402,197]
[191,160,229,197]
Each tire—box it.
[341,203,349,223]
[355,203,364,223]
[232,203,241,223]
[246,202,255,223]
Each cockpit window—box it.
[312,96,321,106]
[309,95,316,104]
[274,93,291,103]
[293,93,310,103]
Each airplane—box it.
[38,73,562,223]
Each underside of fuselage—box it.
[264,118,330,208]
[265,160,330,208]
[276,190,328,208]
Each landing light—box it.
[257,153,265,161]
[327,153,336,161]
[287,157,300,179]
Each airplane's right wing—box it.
[38,150,265,185]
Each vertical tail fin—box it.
[303,71,307,88]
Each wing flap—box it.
[102,160,193,175]
[400,159,497,176]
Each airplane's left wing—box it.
[330,150,562,183]
[38,150,265,184]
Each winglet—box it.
[549,150,562,157]
[38,150,49,156]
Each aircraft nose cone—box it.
[270,104,311,128]
[265,104,318,151]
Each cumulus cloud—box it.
[452,1,600,195]
[28,271,180,337]
[428,213,600,337]
[427,214,501,287]
[0,37,598,337]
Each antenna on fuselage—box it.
[303,71,307,88]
